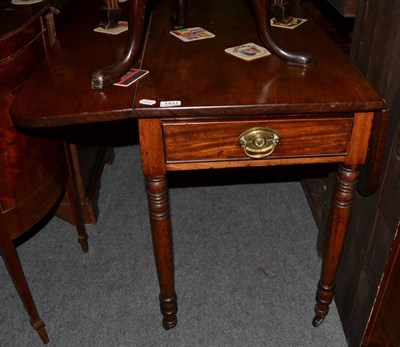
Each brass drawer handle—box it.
[238,127,280,159]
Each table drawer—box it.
[163,117,353,163]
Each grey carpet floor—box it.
[1,145,347,346]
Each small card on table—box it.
[224,43,271,62]
[94,21,128,35]
[170,27,215,42]
[270,17,307,30]
[113,69,149,87]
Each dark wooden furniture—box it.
[55,142,113,225]
[361,125,400,347]
[11,0,385,336]
[299,0,400,344]
[50,0,114,225]
[0,1,88,343]
[92,0,313,89]
[0,0,111,228]
[329,0,400,345]
[300,0,355,53]
[132,0,386,330]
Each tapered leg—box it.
[145,175,177,329]
[64,143,89,253]
[313,165,358,326]
[251,0,312,66]
[91,0,148,89]
[0,236,49,344]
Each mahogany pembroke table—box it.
[11,0,386,335]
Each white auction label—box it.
[160,100,181,107]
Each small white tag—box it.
[160,100,181,107]
[139,99,156,105]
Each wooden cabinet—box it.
[304,0,400,345]
[361,126,400,347]
[335,0,400,345]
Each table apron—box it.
[162,115,355,170]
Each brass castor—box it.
[312,315,325,327]
[162,316,177,330]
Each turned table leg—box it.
[91,0,148,89]
[139,119,178,329]
[313,164,358,326]
[145,175,178,329]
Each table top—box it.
[12,0,385,128]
